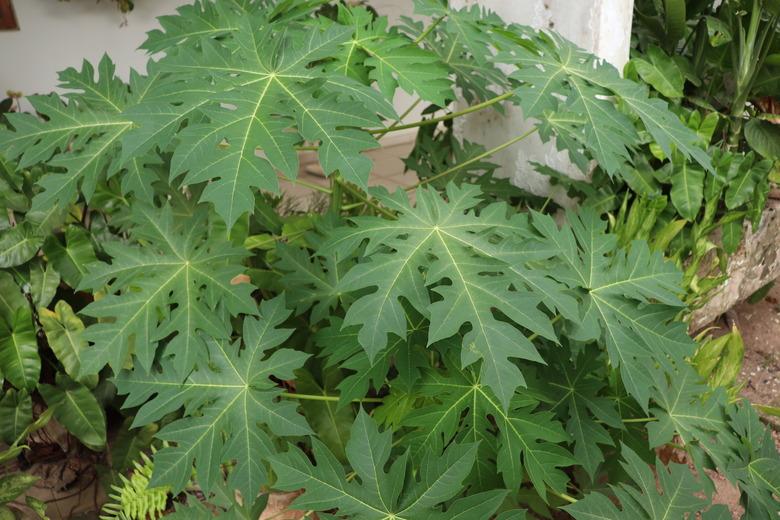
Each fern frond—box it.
[100,451,169,520]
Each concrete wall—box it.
[0,0,182,96]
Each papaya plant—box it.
[0,1,778,518]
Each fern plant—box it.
[101,451,169,520]
[0,1,778,518]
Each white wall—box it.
[0,0,185,96]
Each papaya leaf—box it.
[116,296,311,497]
[271,410,506,520]
[402,360,574,501]
[78,205,256,376]
[564,444,711,519]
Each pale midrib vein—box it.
[10,332,33,388]
[434,230,502,392]
[63,388,101,439]
[276,462,390,517]
[6,121,131,145]
[477,387,550,481]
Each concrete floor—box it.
[280,139,416,211]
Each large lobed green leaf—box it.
[402,357,574,501]
[271,409,519,519]
[0,0,714,234]
[322,184,558,409]
[564,444,718,519]
[527,208,692,409]
[324,183,691,411]
[116,295,311,497]
[79,204,256,376]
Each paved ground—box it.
[279,140,416,211]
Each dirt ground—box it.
[704,278,780,518]
[729,281,780,418]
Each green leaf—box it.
[647,365,726,448]
[39,301,96,387]
[632,46,684,98]
[407,2,509,103]
[110,417,158,474]
[0,309,39,392]
[564,444,709,519]
[272,410,500,519]
[39,374,106,451]
[0,389,32,444]
[30,261,60,309]
[707,403,780,518]
[745,119,780,160]
[529,209,691,409]
[148,18,382,228]
[78,205,256,376]
[323,184,560,408]
[622,161,661,198]
[0,473,39,505]
[663,0,687,44]
[725,156,771,210]
[275,235,349,324]
[334,6,453,106]
[0,224,43,268]
[25,496,48,520]
[58,54,129,112]
[721,220,743,255]
[140,0,240,54]
[402,361,574,501]
[295,368,354,463]
[42,226,96,288]
[0,271,25,328]
[504,30,711,176]
[537,350,621,479]
[705,16,732,47]
[317,318,425,408]
[115,296,311,497]
[670,159,705,220]
[0,94,131,210]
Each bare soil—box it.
[729,282,780,419]
[705,279,780,518]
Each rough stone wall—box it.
[690,199,780,330]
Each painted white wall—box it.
[0,0,184,96]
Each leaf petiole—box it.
[280,392,384,404]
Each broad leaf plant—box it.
[0,1,778,518]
